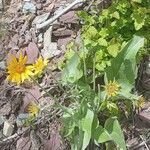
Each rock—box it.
[7,0,22,14]
[3,121,14,137]
[53,28,73,37]
[36,3,42,10]
[41,42,61,59]
[32,13,50,25]
[25,42,39,64]
[0,115,5,125]
[38,33,43,43]
[0,0,4,11]
[0,103,11,116]
[44,2,54,12]
[16,136,31,150]
[59,11,78,24]
[25,31,32,44]
[0,61,6,70]
[57,37,72,49]
[43,26,53,50]
[22,1,37,14]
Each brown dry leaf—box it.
[25,42,39,64]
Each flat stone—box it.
[3,121,14,137]
[59,11,78,24]
[32,13,50,25]
[38,33,43,43]
[41,42,60,59]
[43,26,53,51]
[53,28,73,37]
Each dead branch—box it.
[36,0,86,29]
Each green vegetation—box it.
[60,0,150,149]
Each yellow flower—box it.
[33,56,48,76]
[7,53,33,84]
[137,96,145,108]
[27,102,40,116]
[104,80,120,97]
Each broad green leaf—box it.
[105,118,126,150]
[62,53,83,83]
[106,36,144,81]
[81,109,94,150]
[97,127,112,143]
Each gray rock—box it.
[0,115,5,125]
[3,121,14,137]
[22,1,36,14]
[43,26,53,51]
[41,42,61,59]
[32,13,50,25]
[38,33,43,43]
[0,0,4,11]
[0,61,5,69]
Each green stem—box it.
[83,48,87,83]
[93,54,96,91]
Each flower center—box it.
[16,63,25,73]
[108,85,116,93]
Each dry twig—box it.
[36,0,86,29]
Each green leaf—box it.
[106,36,144,82]
[81,109,94,150]
[84,26,98,39]
[98,38,108,46]
[105,118,126,150]
[107,43,120,57]
[132,0,142,3]
[62,53,83,83]
[111,11,120,19]
[132,8,146,30]
[97,127,112,143]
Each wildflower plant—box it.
[104,80,120,97]
[61,23,145,150]
[7,53,33,84]
[7,54,48,85]
[27,102,40,116]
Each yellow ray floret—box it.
[104,80,120,97]
[27,102,40,116]
[7,53,33,84]
[33,56,48,76]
